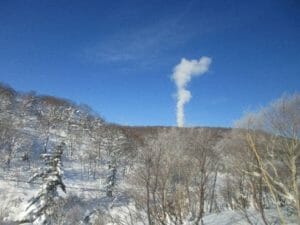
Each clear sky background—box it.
[0,0,299,127]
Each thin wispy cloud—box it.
[83,19,190,66]
[82,0,254,68]
[82,1,197,66]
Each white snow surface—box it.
[0,161,298,225]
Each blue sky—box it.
[0,0,299,127]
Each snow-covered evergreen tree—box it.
[106,158,117,198]
[20,142,66,225]
[104,126,131,198]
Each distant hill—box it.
[0,82,232,163]
[119,125,231,148]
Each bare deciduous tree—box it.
[128,128,220,225]
[222,93,300,224]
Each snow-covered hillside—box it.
[0,84,299,225]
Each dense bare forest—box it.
[0,83,299,225]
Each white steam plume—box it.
[172,57,212,127]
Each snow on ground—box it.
[0,160,126,223]
[0,161,298,225]
[203,210,269,225]
[0,180,34,222]
[202,209,299,225]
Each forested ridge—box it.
[0,83,299,225]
